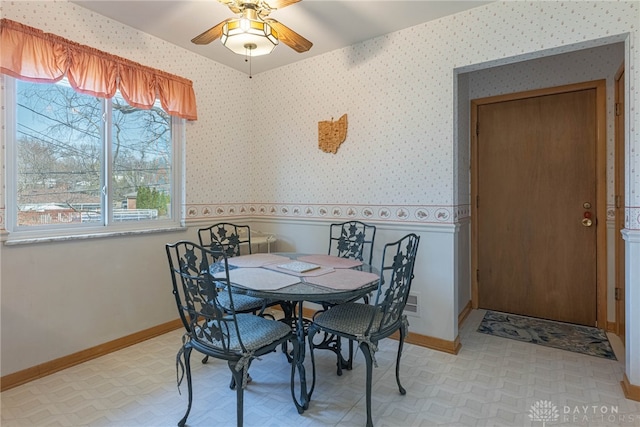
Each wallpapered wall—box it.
[1,0,639,380]
[1,1,638,230]
[181,1,640,231]
[467,43,625,218]
[0,0,252,232]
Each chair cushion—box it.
[218,291,268,313]
[313,302,383,337]
[197,314,291,352]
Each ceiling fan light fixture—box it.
[221,17,279,56]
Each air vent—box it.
[404,293,419,317]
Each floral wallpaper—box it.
[186,1,640,228]
[1,1,639,230]
[0,0,251,232]
[467,43,625,222]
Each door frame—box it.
[470,80,607,327]
[614,63,626,341]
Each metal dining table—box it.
[212,252,379,414]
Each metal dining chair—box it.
[313,220,377,374]
[166,241,297,427]
[307,233,420,427]
[328,220,377,265]
[197,222,290,367]
[197,222,283,316]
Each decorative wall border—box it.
[183,204,640,230]
[606,205,640,230]
[4,204,639,230]
[185,203,471,224]
[607,204,615,221]
[628,207,640,230]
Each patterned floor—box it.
[2,309,638,427]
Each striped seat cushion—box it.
[196,314,291,351]
[313,303,383,337]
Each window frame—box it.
[3,75,185,243]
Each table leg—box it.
[291,301,311,413]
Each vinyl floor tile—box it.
[2,309,639,426]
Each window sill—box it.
[2,224,186,246]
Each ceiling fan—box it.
[191,0,313,56]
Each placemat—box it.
[226,254,291,268]
[297,254,363,269]
[222,268,301,291]
[304,269,379,290]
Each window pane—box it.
[16,80,103,227]
[111,95,172,222]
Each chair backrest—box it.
[165,240,246,356]
[328,221,377,265]
[197,222,252,257]
[368,233,420,335]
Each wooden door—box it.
[615,65,625,342]
[472,82,606,326]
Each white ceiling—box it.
[72,0,492,76]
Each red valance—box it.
[0,18,197,120]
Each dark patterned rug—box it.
[477,310,617,360]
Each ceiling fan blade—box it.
[263,0,301,10]
[266,19,312,53]
[191,19,231,45]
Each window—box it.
[5,76,184,239]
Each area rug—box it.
[477,310,617,360]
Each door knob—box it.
[582,218,593,227]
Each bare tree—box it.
[16,78,171,220]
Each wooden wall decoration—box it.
[318,114,348,153]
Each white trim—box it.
[3,225,186,245]
[5,76,17,232]
[622,228,640,243]
[3,76,186,239]
[173,116,186,226]
[104,96,113,225]
[248,216,461,234]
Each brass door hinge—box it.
[615,288,622,301]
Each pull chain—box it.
[244,43,256,79]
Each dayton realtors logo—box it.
[562,404,637,424]
[529,400,559,426]
[529,400,638,425]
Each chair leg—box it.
[230,362,252,390]
[347,339,354,370]
[279,301,294,325]
[396,324,407,395]
[359,341,375,427]
[201,355,209,364]
[280,301,295,362]
[228,361,245,427]
[178,346,193,427]
[334,336,344,376]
